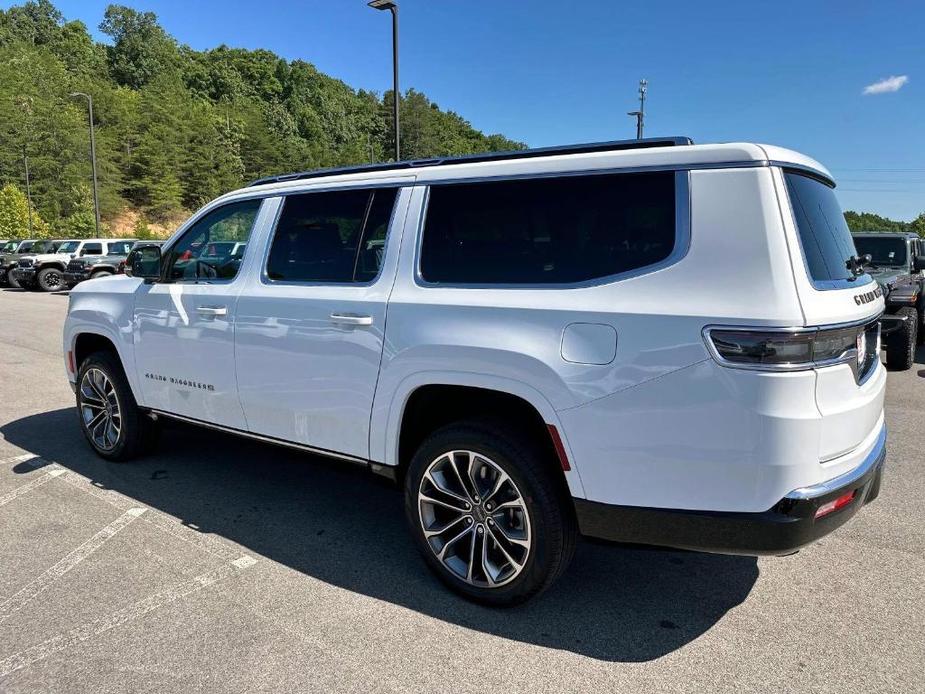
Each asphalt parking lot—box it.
[0,288,922,693]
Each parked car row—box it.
[0,238,163,292]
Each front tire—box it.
[404,421,577,606]
[6,269,21,289]
[37,266,64,292]
[885,307,918,370]
[76,351,154,461]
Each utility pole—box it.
[627,78,647,139]
[69,92,101,236]
[23,147,33,236]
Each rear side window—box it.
[82,243,103,256]
[785,172,858,286]
[266,188,397,283]
[420,171,677,285]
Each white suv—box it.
[63,138,887,605]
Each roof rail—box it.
[247,136,693,187]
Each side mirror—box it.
[125,244,162,281]
[913,255,925,272]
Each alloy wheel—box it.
[418,450,532,587]
[79,368,122,451]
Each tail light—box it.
[814,490,856,519]
[117,260,126,274]
[704,320,879,380]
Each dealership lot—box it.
[0,288,922,693]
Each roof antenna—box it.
[627,79,647,139]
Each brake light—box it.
[814,490,856,519]
[706,325,863,370]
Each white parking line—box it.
[0,468,64,508]
[0,508,147,625]
[0,454,40,467]
[0,555,257,677]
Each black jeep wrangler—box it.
[852,231,925,370]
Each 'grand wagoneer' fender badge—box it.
[854,286,883,305]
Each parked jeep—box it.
[851,231,925,370]
[64,139,887,605]
[63,239,140,289]
[1,239,61,288]
[14,238,136,292]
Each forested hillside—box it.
[0,0,524,238]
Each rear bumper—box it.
[575,425,886,555]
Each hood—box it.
[865,266,905,288]
[27,253,74,264]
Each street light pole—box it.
[70,92,101,236]
[368,0,400,162]
[22,147,32,236]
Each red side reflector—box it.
[547,424,571,471]
[67,350,75,374]
[814,490,856,519]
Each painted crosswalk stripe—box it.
[0,468,65,508]
[0,508,147,625]
[0,555,256,677]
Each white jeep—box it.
[16,238,135,292]
[63,138,887,605]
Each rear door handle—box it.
[196,305,227,317]
[330,313,373,326]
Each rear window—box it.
[420,171,677,285]
[785,172,858,286]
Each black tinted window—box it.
[852,236,908,267]
[785,172,857,284]
[267,188,397,283]
[165,199,260,280]
[420,172,677,284]
[82,243,103,255]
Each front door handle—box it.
[196,305,227,317]
[330,313,373,326]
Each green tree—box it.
[99,5,180,89]
[0,183,49,238]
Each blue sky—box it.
[11,0,925,220]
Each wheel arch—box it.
[376,374,585,498]
[69,328,143,405]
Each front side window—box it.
[420,171,677,284]
[785,172,859,285]
[58,241,80,254]
[31,240,56,254]
[266,187,398,283]
[164,199,261,281]
[18,241,34,253]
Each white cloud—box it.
[863,75,909,95]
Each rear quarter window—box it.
[785,172,859,287]
[420,171,677,285]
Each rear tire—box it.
[76,351,155,461]
[404,420,577,606]
[90,270,113,281]
[885,307,917,370]
[37,266,64,292]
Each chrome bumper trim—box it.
[786,424,887,500]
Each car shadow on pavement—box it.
[3,408,759,663]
